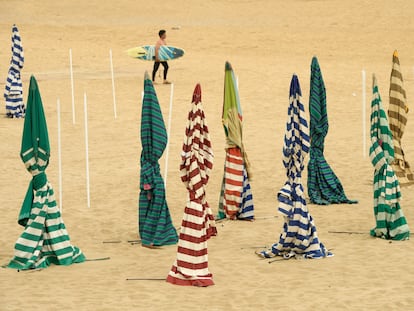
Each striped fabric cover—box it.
[217,62,254,220]
[239,167,254,219]
[217,148,254,220]
[217,174,226,220]
[8,76,84,270]
[307,57,357,204]
[388,51,414,185]
[167,84,216,287]
[8,178,85,269]
[139,72,178,246]
[264,75,331,259]
[369,75,409,240]
[4,24,25,118]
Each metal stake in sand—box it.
[57,98,63,212]
[109,49,117,119]
[69,48,76,124]
[164,83,174,187]
[362,70,366,158]
[84,92,91,208]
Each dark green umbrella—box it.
[8,76,85,269]
[138,72,178,247]
[307,56,357,204]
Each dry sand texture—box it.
[1,1,414,310]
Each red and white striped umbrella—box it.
[166,84,217,287]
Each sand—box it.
[1,0,414,310]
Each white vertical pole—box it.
[109,49,117,119]
[164,83,174,187]
[84,92,90,208]
[362,70,366,158]
[69,48,75,124]
[57,98,63,212]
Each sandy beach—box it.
[1,1,414,310]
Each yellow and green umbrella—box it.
[217,62,254,220]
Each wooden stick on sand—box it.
[328,231,366,234]
[126,278,165,281]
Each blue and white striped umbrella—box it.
[4,24,25,118]
[258,75,332,259]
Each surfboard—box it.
[127,45,184,61]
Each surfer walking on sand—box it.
[152,29,171,84]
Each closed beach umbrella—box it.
[369,74,409,240]
[4,24,25,118]
[167,84,216,287]
[139,72,178,247]
[388,50,413,185]
[307,56,357,204]
[258,75,331,259]
[8,76,84,269]
[217,61,254,220]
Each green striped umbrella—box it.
[8,76,85,269]
[369,74,409,240]
[138,72,178,246]
[307,56,357,205]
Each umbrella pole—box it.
[109,49,117,119]
[164,83,174,187]
[57,98,63,212]
[362,69,366,158]
[84,92,91,208]
[69,48,75,124]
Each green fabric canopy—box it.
[217,62,254,220]
[222,62,244,150]
[8,76,85,269]
[138,72,178,246]
[369,74,409,240]
[307,56,357,205]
